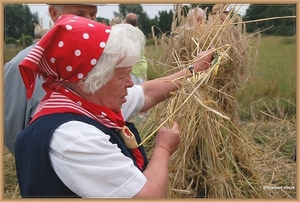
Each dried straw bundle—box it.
[140,4,270,198]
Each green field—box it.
[4,35,296,198]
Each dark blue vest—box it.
[15,113,148,197]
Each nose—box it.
[126,75,134,87]
[84,14,96,21]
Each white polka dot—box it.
[70,20,76,22]
[101,112,107,116]
[66,25,72,30]
[83,33,89,39]
[100,42,106,48]
[105,29,111,33]
[65,89,69,92]
[50,58,56,63]
[77,101,82,106]
[91,59,97,65]
[66,66,72,72]
[78,73,83,79]
[88,23,94,27]
[73,16,79,19]
[75,50,81,56]
[58,41,64,47]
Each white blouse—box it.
[49,85,147,197]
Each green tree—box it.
[153,10,173,36]
[19,35,34,47]
[96,17,109,25]
[243,4,295,36]
[5,37,18,45]
[4,4,39,39]
[118,4,152,37]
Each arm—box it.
[140,48,215,112]
[134,122,180,198]
[4,44,42,155]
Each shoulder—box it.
[4,44,36,72]
[51,120,112,151]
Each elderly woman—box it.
[186,7,206,27]
[15,14,214,198]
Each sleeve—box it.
[121,85,145,121]
[49,121,147,198]
[130,28,148,79]
[4,44,45,155]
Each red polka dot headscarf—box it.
[19,14,111,99]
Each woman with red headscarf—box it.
[15,14,214,198]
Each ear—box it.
[77,79,87,92]
[48,6,60,22]
[67,80,87,94]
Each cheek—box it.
[106,79,126,94]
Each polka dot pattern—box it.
[66,25,72,30]
[75,50,81,56]
[58,41,64,47]
[83,33,89,39]
[19,14,112,99]
[66,66,72,72]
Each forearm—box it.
[134,147,171,198]
[140,48,214,112]
[141,69,187,112]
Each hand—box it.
[154,122,181,155]
[192,48,215,72]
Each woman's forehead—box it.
[64,5,97,13]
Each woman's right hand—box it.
[134,121,181,198]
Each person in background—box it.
[124,12,148,85]
[186,7,206,28]
[208,4,241,40]
[110,16,123,26]
[33,23,48,43]
[209,4,229,23]
[15,14,214,198]
[4,4,99,156]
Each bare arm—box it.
[140,48,215,112]
[133,122,180,198]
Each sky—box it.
[28,4,250,28]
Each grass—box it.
[4,34,296,198]
[236,35,296,121]
[144,34,296,198]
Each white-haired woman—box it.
[15,14,214,198]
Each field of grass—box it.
[237,35,296,121]
[4,35,296,198]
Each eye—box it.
[76,13,85,17]
[89,13,96,20]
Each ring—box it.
[188,65,194,73]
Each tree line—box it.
[4,4,296,46]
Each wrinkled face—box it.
[63,5,97,20]
[209,11,229,23]
[219,12,229,23]
[49,4,98,22]
[94,67,134,112]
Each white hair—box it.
[48,4,64,13]
[82,23,143,94]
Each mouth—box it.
[121,94,128,103]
